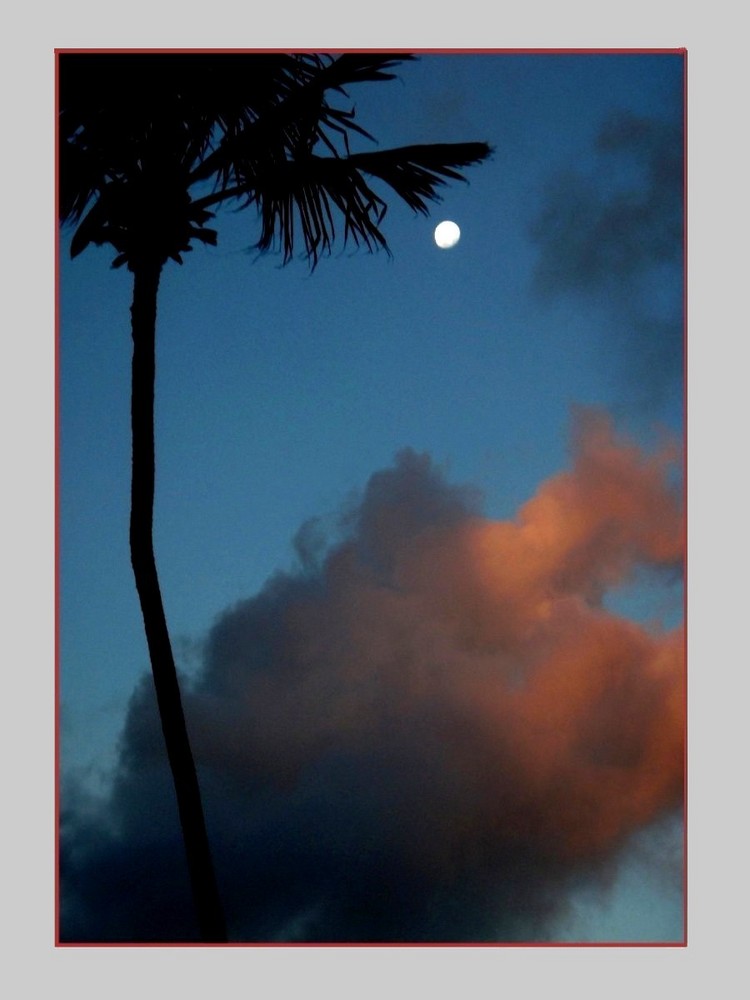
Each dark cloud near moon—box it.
[530,109,684,409]
[60,412,684,943]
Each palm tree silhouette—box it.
[58,51,491,942]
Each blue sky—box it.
[59,51,685,943]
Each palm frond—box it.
[347,142,493,214]
[252,162,389,266]
[244,140,492,266]
[189,54,416,188]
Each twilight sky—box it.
[58,51,685,944]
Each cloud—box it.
[530,110,684,407]
[60,409,684,943]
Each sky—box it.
[58,51,685,944]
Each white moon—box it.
[434,220,461,249]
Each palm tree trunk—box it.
[129,263,227,943]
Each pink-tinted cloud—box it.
[61,408,684,942]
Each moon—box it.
[434,220,461,249]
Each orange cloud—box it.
[64,407,684,942]
[192,408,684,876]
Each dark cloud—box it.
[530,110,684,407]
[532,112,682,294]
[60,412,684,943]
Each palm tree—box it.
[58,51,491,942]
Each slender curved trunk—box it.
[129,263,227,943]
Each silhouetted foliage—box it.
[60,52,491,268]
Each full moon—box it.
[434,220,461,249]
